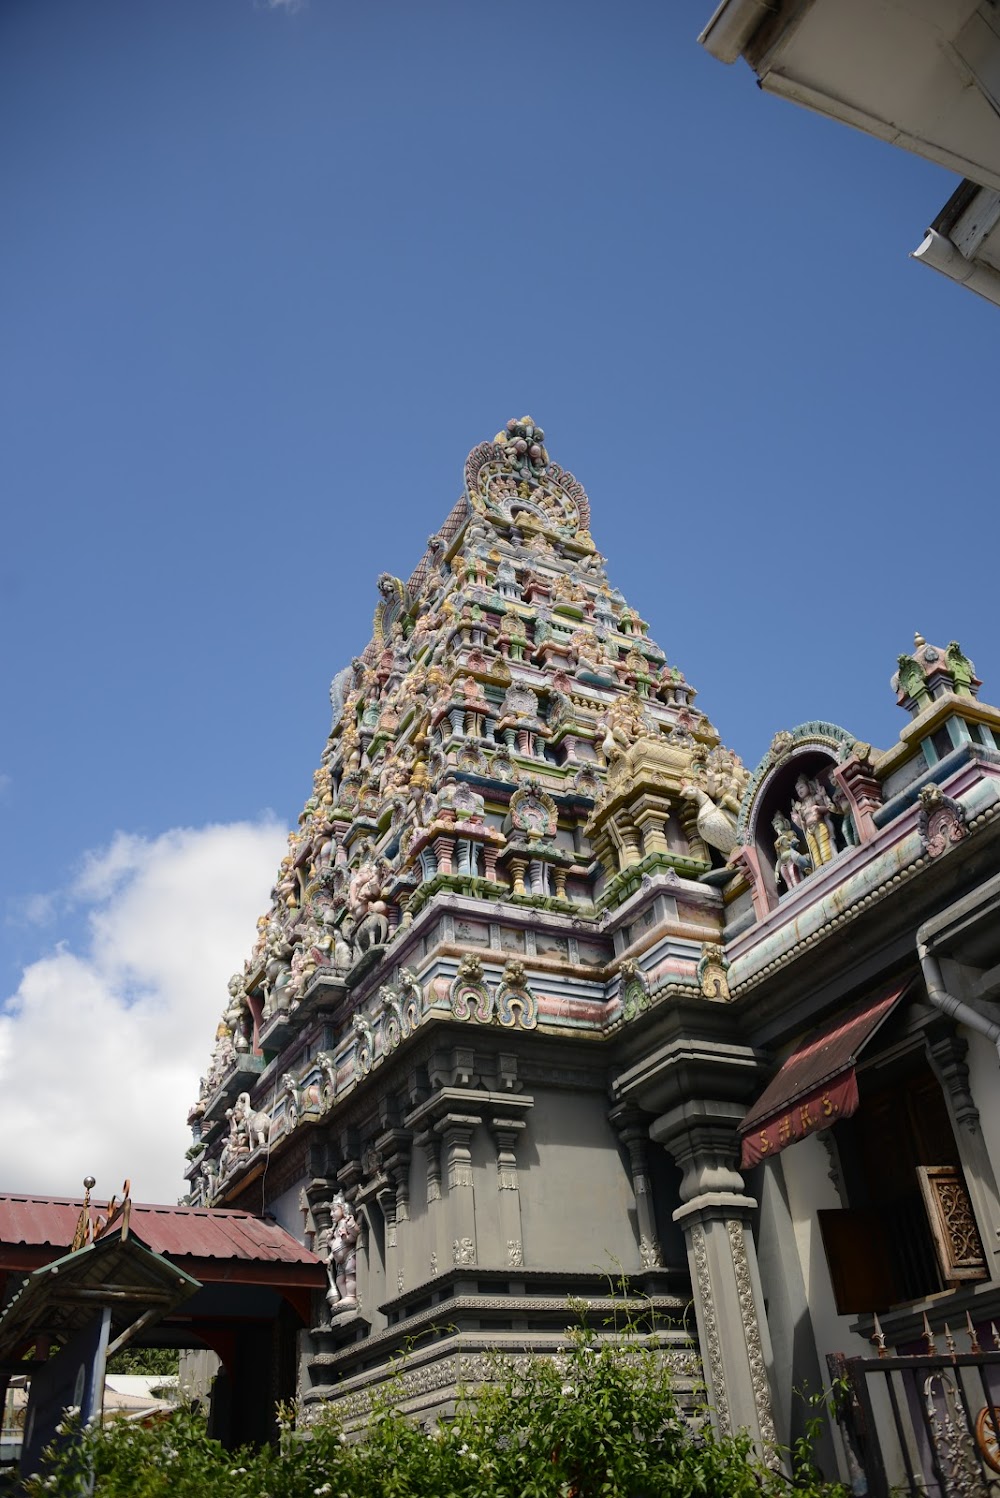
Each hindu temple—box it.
[186,420,1000,1491]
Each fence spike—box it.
[944,1322,957,1357]
[966,1311,981,1353]
[922,1312,937,1355]
[871,1312,887,1358]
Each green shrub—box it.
[25,1322,848,1497]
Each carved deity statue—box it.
[772,812,811,892]
[347,858,390,950]
[320,1195,360,1312]
[790,774,839,869]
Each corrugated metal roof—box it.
[0,1194,320,1266]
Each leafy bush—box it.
[25,1322,848,1497]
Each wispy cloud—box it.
[0,819,285,1202]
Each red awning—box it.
[739,982,911,1169]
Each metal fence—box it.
[829,1333,1000,1496]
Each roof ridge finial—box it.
[914,631,926,648]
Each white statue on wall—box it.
[320,1194,360,1312]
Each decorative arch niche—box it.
[735,722,866,914]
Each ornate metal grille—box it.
[829,1345,1000,1496]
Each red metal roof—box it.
[0,1194,320,1267]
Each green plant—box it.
[25,1318,850,1497]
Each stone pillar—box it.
[609,1104,661,1267]
[651,1099,777,1452]
[489,1113,527,1270]
[433,835,455,876]
[633,799,670,859]
[413,1126,446,1279]
[375,1127,412,1297]
[435,1111,480,1268]
[616,816,643,868]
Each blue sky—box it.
[1,0,997,1197]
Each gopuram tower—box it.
[186,420,774,1440]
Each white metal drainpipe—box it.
[916,936,1000,1062]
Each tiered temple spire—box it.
[187,418,749,1196]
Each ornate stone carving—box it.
[639,1235,662,1269]
[918,783,968,858]
[318,1194,360,1313]
[229,1091,270,1152]
[893,634,981,715]
[352,1011,375,1077]
[316,1050,338,1109]
[771,812,810,892]
[507,1239,524,1269]
[691,1223,730,1436]
[465,417,592,538]
[509,779,558,839]
[790,773,840,869]
[727,1219,777,1449]
[453,1236,476,1267]
[496,959,537,1030]
[619,958,651,1021]
[697,943,730,1001]
[450,952,494,1023]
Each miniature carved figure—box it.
[230,1092,270,1152]
[681,784,739,856]
[347,859,389,950]
[321,1195,360,1311]
[772,812,811,892]
[790,774,839,868]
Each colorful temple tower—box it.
[187,423,1000,1486]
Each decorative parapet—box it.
[892,634,980,716]
[727,767,1000,995]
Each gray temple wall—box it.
[516,1089,638,1274]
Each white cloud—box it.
[0,820,286,1204]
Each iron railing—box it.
[829,1331,1000,1497]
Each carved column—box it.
[651,1099,777,1452]
[433,835,455,876]
[926,1023,1000,1258]
[616,815,643,869]
[489,1112,529,1271]
[413,1125,445,1280]
[376,1127,412,1297]
[435,1111,481,1269]
[632,797,670,860]
[729,845,775,922]
[609,1104,661,1268]
[831,754,881,843]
